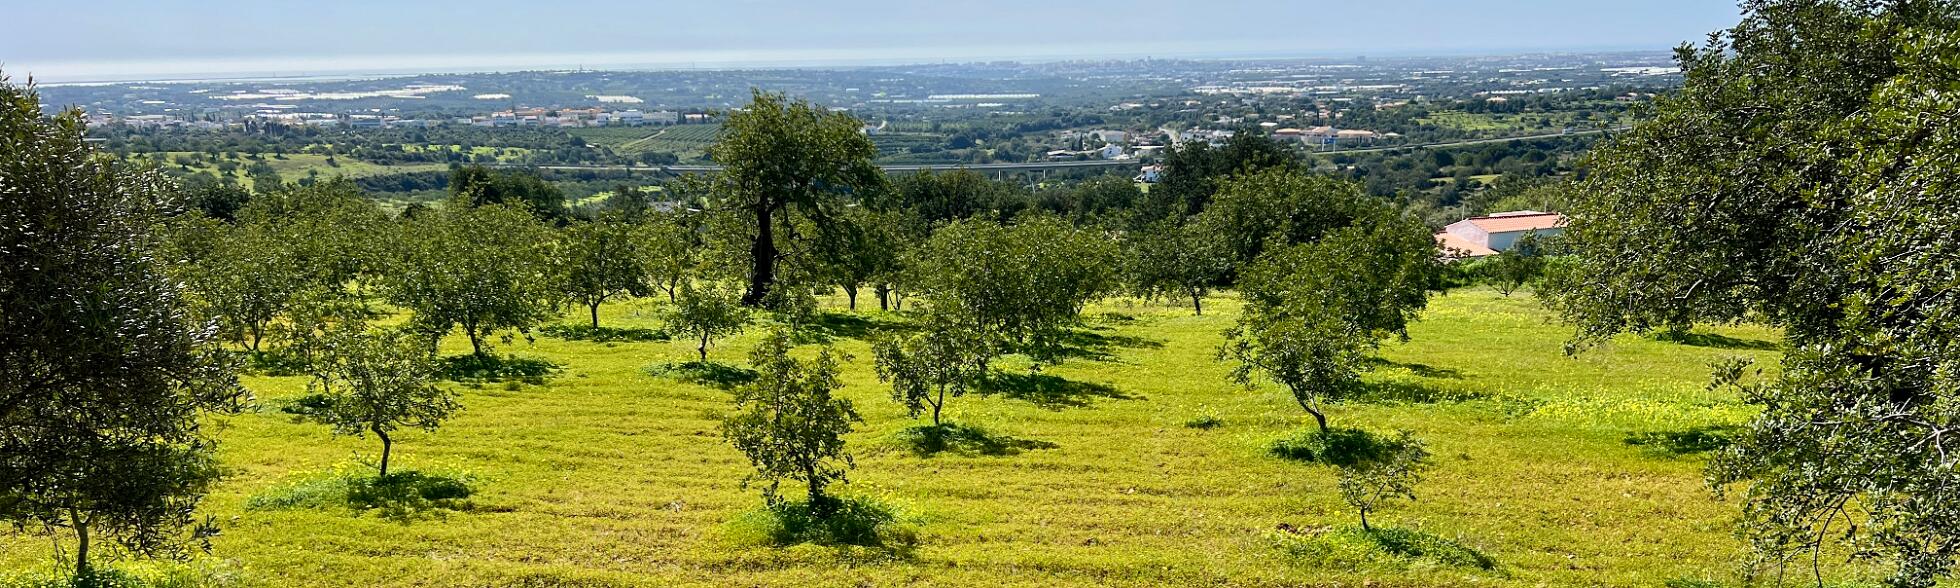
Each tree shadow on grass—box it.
[1272,524,1497,571]
[1651,330,1780,351]
[1358,526,1497,570]
[785,311,912,344]
[1046,328,1167,362]
[726,496,919,559]
[644,361,759,390]
[1366,357,1465,380]
[540,323,670,343]
[248,469,475,524]
[348,471,477,523]
[977,371,1136,409]
[1624,425,1738,456]
[437,354,561,384]
[892,423,1058,457]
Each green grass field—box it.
[579,124,721,159]
[138,152,449,191]
[2,288,1830,587]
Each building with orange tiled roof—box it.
[1435,210,1565,258]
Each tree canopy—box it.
[1225,216,1441,432]
[1,76,245,578]
[709,90,884,307]
[1544,1,1960,584]
[381,202,557,356]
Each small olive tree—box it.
[295,328,459,478]
[665,281,753,362]
[1476,231,1548,296]
[1128,219,1225,315]
[872,312,997,427]
[1224,219,1439,432]
[553,218,652,328]
[637,209,700,303]
[1333,431,1432,531]
[721,329,859,511]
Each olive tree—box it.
[294,328,458,478]
[721,329,859,511]
[709,90,884,307]
[382,202,556,356]
[1542,2,1960,584]
[1224,217,1440,432]
[1128,219,1225,315]
[872,312,997,427]
[1,77,245,579]
[169,180,385,352]
[907,214,1120,367]
[811,206,903,311]
[553,218,652,328]
[637,209,700,303]
[1476,232,1549,297]
[665,281,753,362]
[1332,431,1431,532]
[1191,168,1384,284]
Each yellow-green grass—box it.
[3,288,1820,586]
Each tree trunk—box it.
[742,202,778,307]
[1191,292,1203,316]
[589,302,602,328]
[376,428,393,478]
[70,509,90,581]
[1297,396,1330,433]
[1359,508,1371,532]
[464,319,484,356]
[933,386,946,426]
[876,284,891,311]
[699,333,710,363]
[805,464,827,514]
[845,286,858,311]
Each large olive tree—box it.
[1543,2,1960,585]
[1,76,245,579]
[709,90,884,307]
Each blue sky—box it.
[4,0,1742,80]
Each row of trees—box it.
[4,80,1457,578]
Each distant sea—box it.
[16,44,1673,85]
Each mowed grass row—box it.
[0,288,1787,586]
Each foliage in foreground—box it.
[1543,1,1960,585]
[0,73,245,579]
[721,329,859,507]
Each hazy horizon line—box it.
[11,43,1682,85]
